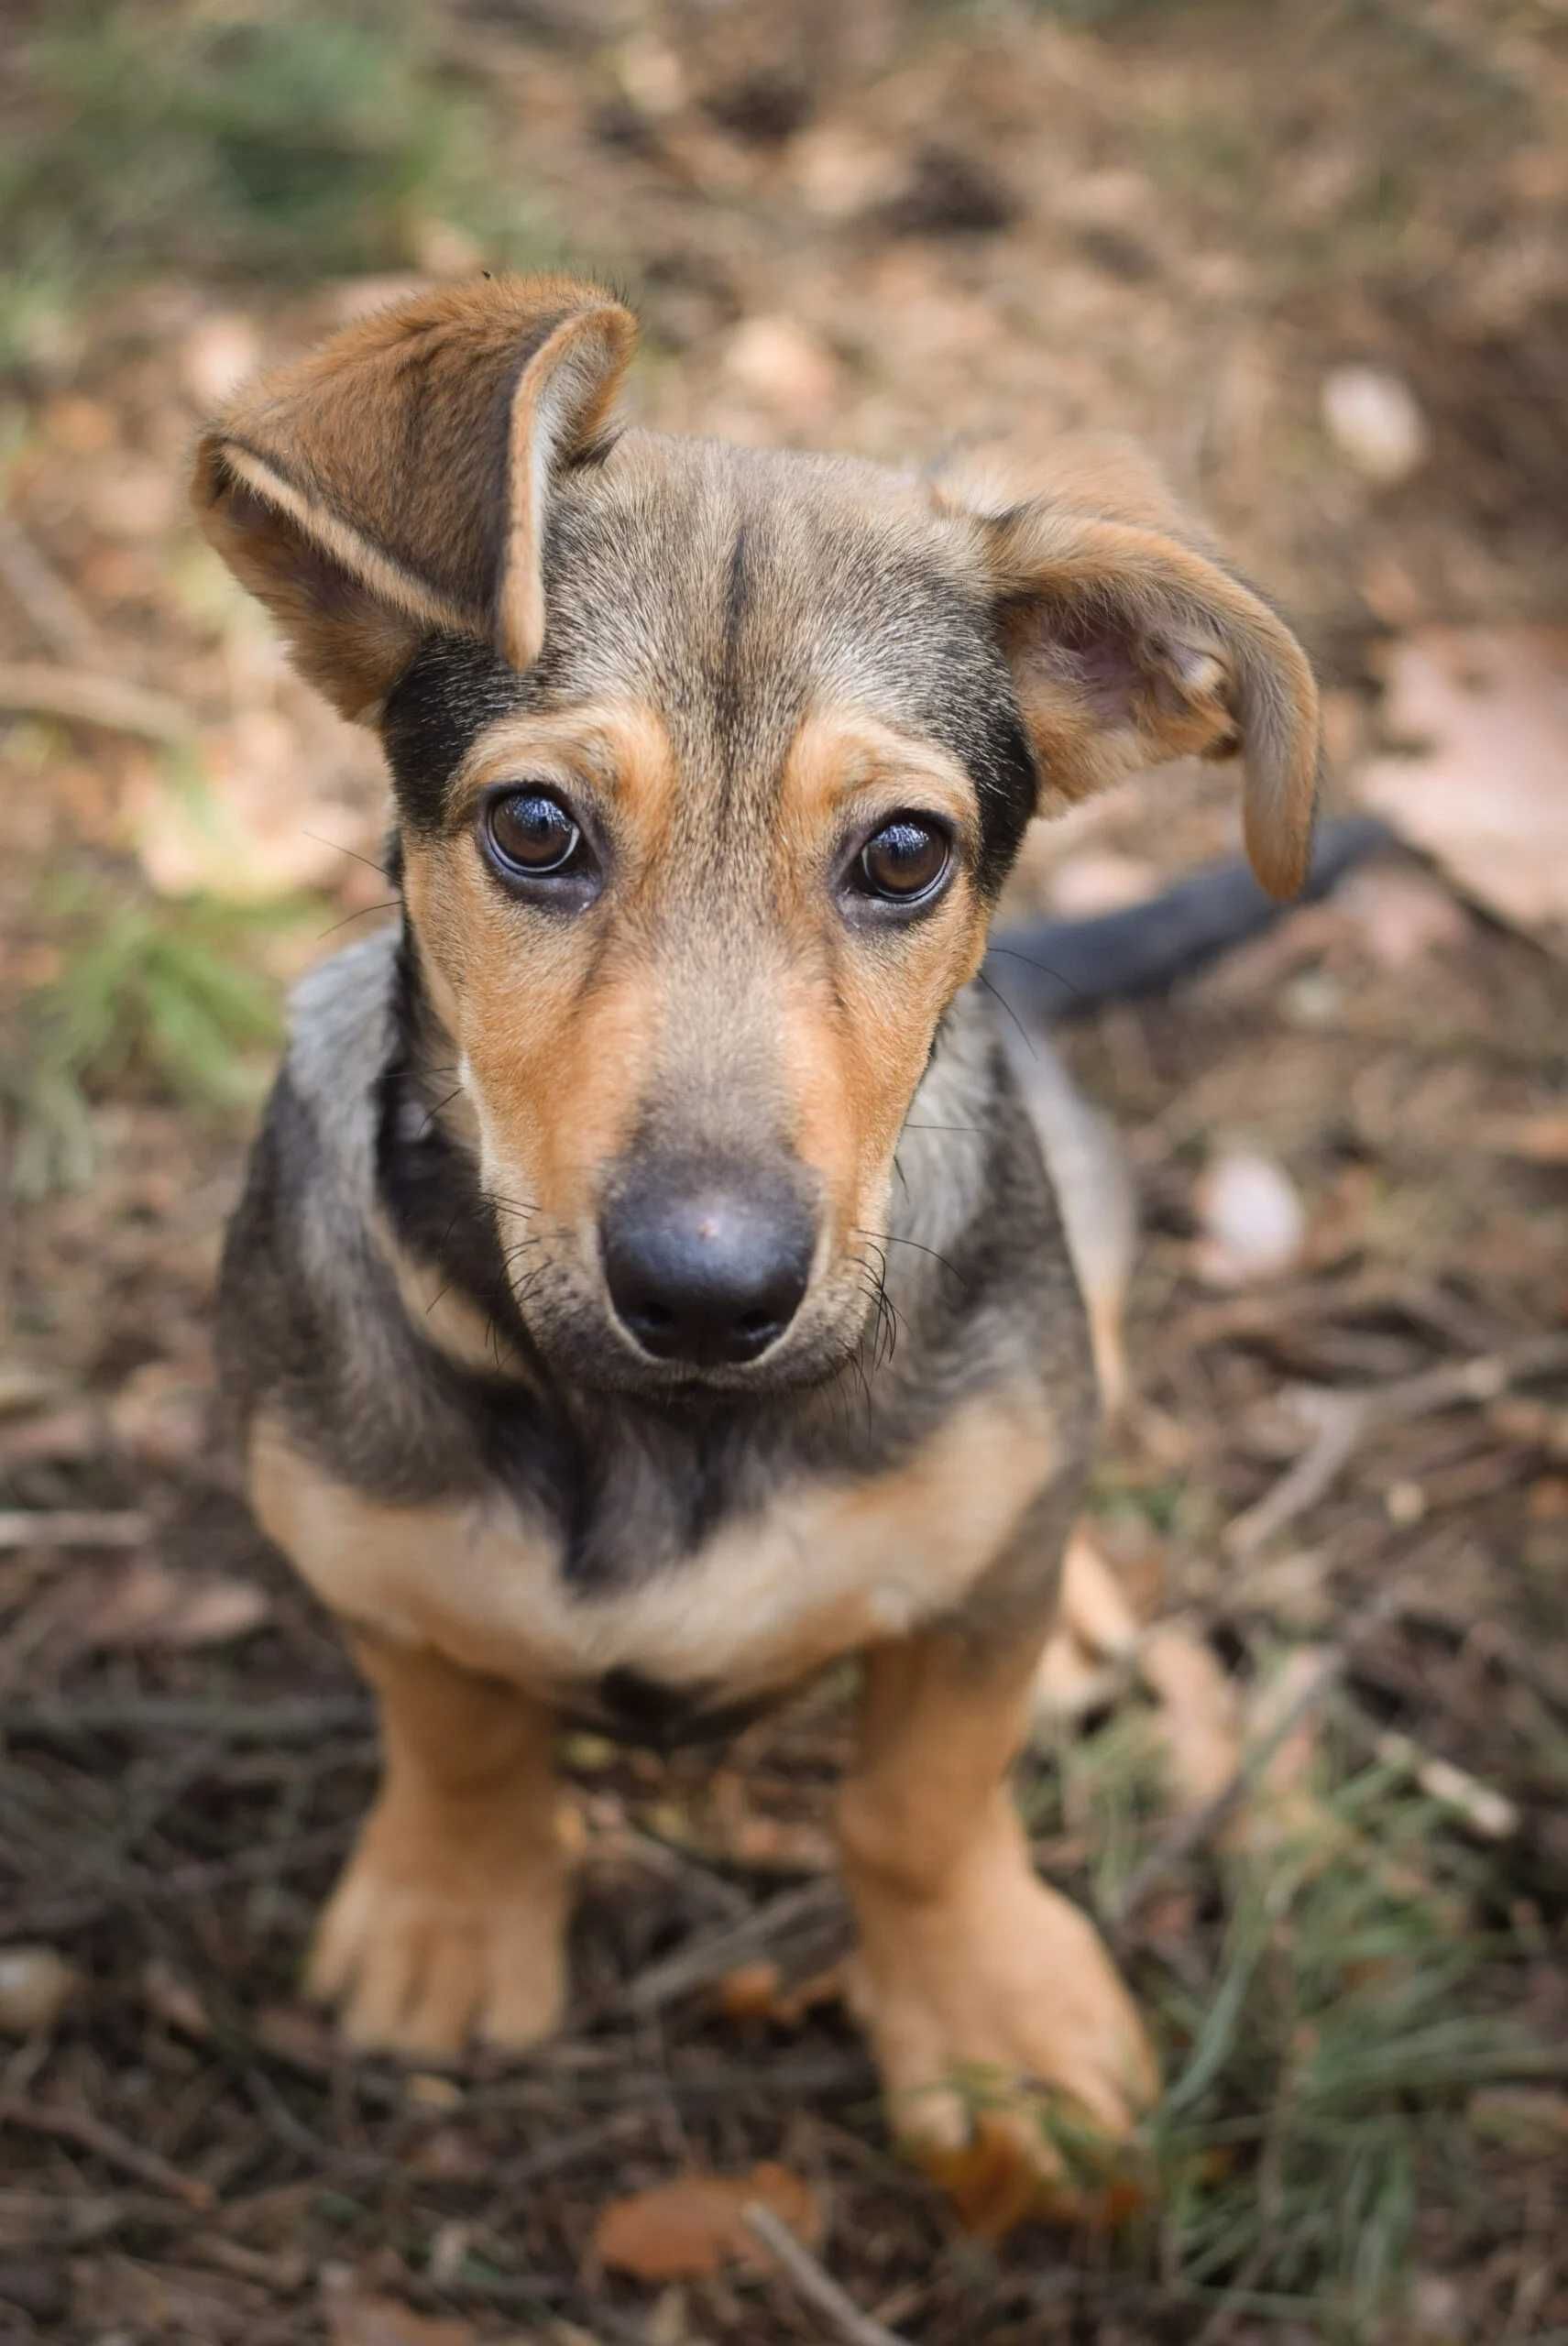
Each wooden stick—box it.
[1111,1580,1409,1930]
[0,1509,148,1550]
[1227,1332,1568,1557]
[620,1879,844,2015]
[0,1692,367,1743]
[0,513,106,663]
[0,660,192,744]
[742,2203,911,2346]
[0,2095,214,2210]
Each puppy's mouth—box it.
[499,1241,868,1404]
[526,1287,861,1404]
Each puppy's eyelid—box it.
[450,762,579,832]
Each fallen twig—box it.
[742,2202,911,2346]
[0,1693,367,1743]
[1370,1729,1519,1840]
[1111,1581,1409,1931]
[0,2094,214,2210]
[0,1508,149,1550]
[620,1878,845,2016]
[0,512,107,663]
[0,660,192,744]
[1227,1333,1568,1557]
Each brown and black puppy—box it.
[194,274,1319,2190]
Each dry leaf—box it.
[714,1960,784,2021]
[84,1557,269,1650]
[715,1958,846,2026]
[922,2117,1149,2242]
[1140,1623,1242,1813]
[1333,863,1471,971]
[1059,1529,1141,1659]
[1467,2088,1568,2150]
[1032,1531,1141,1725]
[108,1356,210,1470]
[1473,1110,1568,1164]
[1226,1648,1342,1858]
[128,712,378,902]
[256,2004,340,2069]
[1360,627,1568,934]
[324,2286,477,2346]
[643,2287,692,2346]
[592,2161,821,2281]
[95,457,177,541]
[1032,1633,1124,1723]
[142,1958,211,2039]
[1243,1647,1326,1807]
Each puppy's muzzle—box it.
[600,1161,816,1369]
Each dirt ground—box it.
[3,3,1567,2341]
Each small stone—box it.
[1193,1150,1307,1287]
[793,126,903,219]
[0,1946,79,2035]
[1385,1479,1427,1526]
[1321,365,1429,485]
[721,315,841,427]
[1409,2272,1464,2335]
[406,2072,462,2110]
[1045,852,1159,918]
[618,34,685,116]
[409,218,485,279]
[181,312,260,408]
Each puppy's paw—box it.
[308,1816,567,2058]
[850,1867,1157,2221]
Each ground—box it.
[3,3,1567,2341]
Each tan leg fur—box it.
[310,1636,568,2057]
[839,1625,1157,2195]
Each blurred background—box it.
[2,5,1566,2343]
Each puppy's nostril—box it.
[601,1170,814,1370]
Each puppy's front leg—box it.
[311,1635,568,2058]
[839,1593,1157,2192]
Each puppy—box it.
[193,274,1320,2190]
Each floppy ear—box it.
[191,274,637,720]
[942,457,1321,899]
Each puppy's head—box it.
[195,276,1319,1396]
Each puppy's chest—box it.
[253,1382,1056,1714]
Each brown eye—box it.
[483,789,582,877]
[857,817,950,904]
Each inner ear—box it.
[191,277,637,722]
[1005,595,1229,728]
[193,457,433,720]
[979,504,1321,899]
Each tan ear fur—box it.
[938,444,1321,900]
[191,274,637,718]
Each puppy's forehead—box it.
[384,433,1036,880]
[545,438,985,727]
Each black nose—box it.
[601,1168,815,1367]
